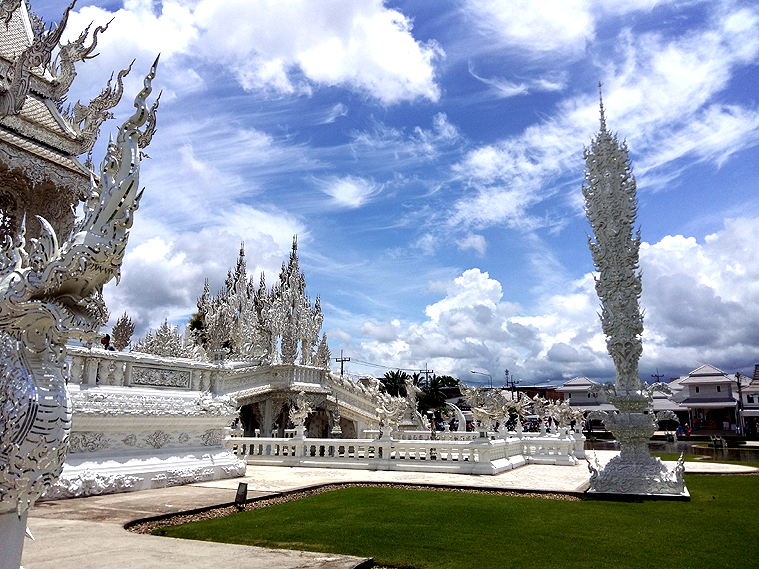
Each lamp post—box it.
[471,370,492,389]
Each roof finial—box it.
[598,81,607,133]
[292,234,298,251]
[239,241,245,257]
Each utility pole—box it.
[334,350,350,376]
[651,368,665,382]
[421,364,433,387]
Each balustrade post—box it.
[113,360,125,386]
[68,355,84,384]
[84,355,98,386]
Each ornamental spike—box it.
[598,81,607,133]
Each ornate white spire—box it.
[582,91,643,397]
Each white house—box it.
[679,365,742,432]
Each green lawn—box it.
[156,474,759,569]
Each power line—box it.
[347,358,430,374]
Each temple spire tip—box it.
[598,81,607,133]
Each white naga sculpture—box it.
[583,88,685,495]
[0,5,160,564]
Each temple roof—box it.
[0,1,141,242]
[0,1,130,177]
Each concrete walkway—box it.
[22,451,758,569]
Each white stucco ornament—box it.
[583,86,685,496]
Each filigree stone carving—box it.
[131,366,191,388]
[70,391,237,418]
[200,429,222,446]
[144,431,171,449]
[133,319,195,359]
[222,462,247,477]
[0,54,159,569]
[41,470,142,500]
[152,467,215,488]
[191,239,330,367]
[69,432,109,453]
[288,391,313,428]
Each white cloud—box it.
[318,175,383,208]
[467,62,566,98]
[457,233,487,256]
[348,217,759,383]
[192,0,442,104]
[60,0,442,107]
[465,0,595,58]
[320,103,349,124]
[360,319,400,342]
[464,0,683,61]
[450,3,759,230]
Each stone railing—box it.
[225,431,579,475]
[389,430,479,442]
[67,345,218,390]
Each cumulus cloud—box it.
[348,218,759,384]
[360,320,400,342]
[60,0,442,107]
[465,0,595,59]
[464,0,680,61]
[192,0,442,104]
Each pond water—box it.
[586,439,759,463]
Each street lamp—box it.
[471,370,492,389]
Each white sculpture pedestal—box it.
[0,511,27,569]
[587,397,686,497]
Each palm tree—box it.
[380,369,409,398]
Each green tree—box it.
[418,374,449,413]
[380,369,409,397]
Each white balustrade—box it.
[67,345,217,391]
[225,430,580,475]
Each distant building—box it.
[556,376,614,412]
[742,364,759,436]
[678,365,743,432]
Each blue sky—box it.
[36,0,759,386]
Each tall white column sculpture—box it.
[583,86,685,496]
